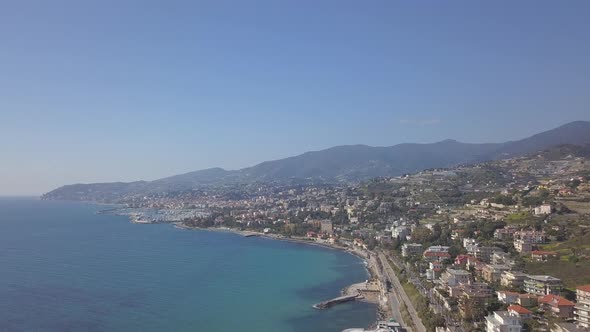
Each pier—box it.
[313,294,361,309]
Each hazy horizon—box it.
[2,1,590,195]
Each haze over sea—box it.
[0,197,376,332]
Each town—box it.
[106,145,590,332]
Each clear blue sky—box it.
[1,1,589,195]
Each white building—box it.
[534,204,552,215]
[463,238,478,253]
[392,226,410,240]
[574,285,590,328]
[441,268,471,287]
[485,311,521,332]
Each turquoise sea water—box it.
[0,198,376,332]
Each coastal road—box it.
[368,254,404,326]
[377,252,427,332]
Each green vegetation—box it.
[401,281,444,332]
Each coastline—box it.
[172,222,392,322]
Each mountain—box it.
[43,121,590,201]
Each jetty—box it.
[313,294,361,309]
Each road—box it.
[377,251,427,332]
[386,252,466,332]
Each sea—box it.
[0,197,376,332]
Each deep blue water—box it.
[0,198,376,332]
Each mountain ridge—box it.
[43,121,590,201]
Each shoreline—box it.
[172,222,392,322]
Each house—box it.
[535,204,552,215]
[492,252,514,266]
[454,254,477,268]
[485,311,522,332]
[531,250,559,262]
[475,247,505,264]
[497,291,520,304]
[518,293,538,307]
[515,230,547,244]
[524,275,563,295]
[456,282,494,320]
[464,238,478,252]
[501,271,528,289]
[575,285,590,328]
[423,246,451,263]
[483,264,510,283]
[508,305,533,319]
[441,269,472,287]
[494,227,518,240]
[401,243,423,258]
[514,239,533,254]
[392,226,411,240]
[538,294,575,319]
[426,261,443,280]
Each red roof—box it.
[508,305,532,315]
[538,294,575,307]
[531,250,557,255]
[577,285,590,292]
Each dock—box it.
[313,294,361,309]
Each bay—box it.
[0,197,376,332]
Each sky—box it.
[1,1,590,195]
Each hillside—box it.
[43,121,590,202]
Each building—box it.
[552,322,590,332]
[517,293,538,307]
[456,282,494,320]
[497,291,520,305]
[392,226,410,240]
[426,261,443,280]
[508,305,533,319]
[483,264,510,283]
[485,311,522,332]
[320,220,333,234]
[531,250,559,262]
[515,230,547,244]
[575,285,590,328]
[423,246,451,263]
[401,243,423,258]
[524,275,562,295]
[494,227,518,240]
[534,204,552,215]
[441,269,472,287]
[464,238,478,252]
[538,294,575,319]
[475,247,504,264]
[501,271,528,289]
[343,319,404,332]
[492,252,514,266]
[514,239,533,254]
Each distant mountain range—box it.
[43,121,590,201]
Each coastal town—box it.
[98,145,590,332]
